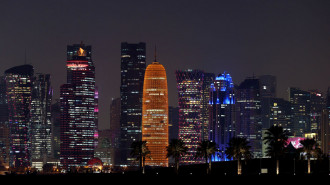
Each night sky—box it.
[1,0,330,130]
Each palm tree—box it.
[195,140,217,174]
[300,138,322,174]
[130,141,151,174]
[225,137,252,175]
[166,139,188,175]
[263,125,288,175]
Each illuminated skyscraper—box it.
[120,42,146,165]
[176,69,204,164]
[288,87,311,137]
[5,64,34,167]
[209,72,235,161]
[142,59,168,167]
[60,43,96,169]
[30,74,52,161]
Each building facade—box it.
[60,43,97,169]
[235,78,262,158]
[176,69,204,164]
[142,60,168,167]
[30,74,52,161]
[209,72,235,161]
[120,42,146,165]
[5,64,34,167]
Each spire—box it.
[153,45,159,64]
[154,45,157,62]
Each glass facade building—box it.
[5,64,34,167]
[30,74,52,160]
[209,72,235,161]
[235,78,262,158]
[120,42,146,165]
[176,69,204,164]
[60,43,97,169]
[142,61,168,167]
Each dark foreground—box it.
[2,159,329,183]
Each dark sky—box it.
[1,0,330,130]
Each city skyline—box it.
[1,0,330,130]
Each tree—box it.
[300,138,322,174]
[225,137,252,175]
[195,140,217,174]
[166,139,188,175]
[263,125,288,175]
[130,141,151,174]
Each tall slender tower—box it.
[176,69,204,164]
[30,74,53,161]
[209,72,235,161]
[60,43,96,169]
[120,42,146,165]
[142,56,168,167]
[5,64,34,167]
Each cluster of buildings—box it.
[0,41,329,173]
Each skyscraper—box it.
[288,87,311,137]
[142,59,168,167]
[120,42,146,165]
[60,43,96,169]
[201,73,215,140]
[235,78,262,158]
[176,69,204,164]
[30,74,52,161]
[209,72,235,161]
[5,64,34,167]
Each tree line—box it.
[131,125,326,175]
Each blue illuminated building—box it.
[209,72,235,161]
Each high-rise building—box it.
[309,90,325,135]
[320,88,330,156]
[176,69,204,164]
[259,75,277,129]
[209,72,235,161]
[110,97,121,166]
[142,59,168,167]
[30,74,52,161]
[201,73,215,140]
[0,76,9,165]
[60,43,97,169]
[168,106,179,140]
[5,64,34,167]
[288,87,311,137]
[120,42,146,165]
[235,78,262,158]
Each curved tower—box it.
[142,60,168,167]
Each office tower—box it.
[168,106,179,140]
[201,73,215,140]
[51,100,61,159]
[60,43,96,169]
[176,69,204,164]
[288,87,311,137]
[209,72,235,161]
[320,88,330,155]
[309,90,325,134]
[30,74,52,161]
[235,78,262,158]
[268,98,292,131]
[110,97,121,166]
[120,42,146,165]
[259,75,276,98]
[142,59,169,167]
[0,76,9,164]
[5,64,34,167]
[259,75,277,129]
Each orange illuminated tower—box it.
[142,54,168,167]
